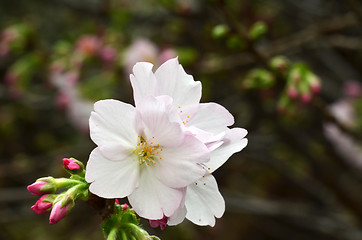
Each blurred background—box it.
[0,0,362,239]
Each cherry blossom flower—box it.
[85,96,210,220]
[129,58,248,226]
[123,38,177,74]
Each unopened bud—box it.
[269,56,289,73]
[307,73,321,94]
[31,194,53,215]
[287,86,299,99]
[27,181,49,195]
[63,158,83,171]
[301,92,312,103]
[249,21,268,41]
[212,24,230,39]
[49,201,70,225]
[36,177,57,194]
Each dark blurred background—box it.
[0,0,362,239]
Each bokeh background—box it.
[1,0,362,239]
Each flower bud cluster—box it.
[0,23,33,57]
[103,201,160,240]
[242,68,275,89]
[27,158,89,225]
[278,63,321,114]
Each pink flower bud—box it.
[56,92,70,109]
[301,92,312,103]
[31,194,53,214]
[4,72,18,85]
[159,48,177,64]
[49,201,70,225]
[310,81,321,94]
[99,46,117,63]
[344,81,361,98]
[287,86,298,99]
[121,203,128,211]
[76,35,101,56]
[149,215,168,231]
[27,181,48,195]
[62,158,81,170]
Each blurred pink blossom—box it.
[99,45,117,64]
[324,98,362,170]
[123,38,158,74]
[76,35,101,56]
[159,48,177,64]
[344,81,362,98]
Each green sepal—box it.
[37,177,57,194]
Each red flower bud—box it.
[31,194,53,214]
[27,181,48,195]
[63,158,81,170]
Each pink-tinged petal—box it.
[185,175,225,227]
[27,181,48,195]
[90,99,138,161]
[178,104,199,125]
[154,58,201,108]
[154,134,209,188]
[128,167,184,220]
[137,96,184,147]
[31,195,52,214]
[188,103,234,134]
[186,126,213,143]
[85,148,139,198]
[130,62,158,106]
[49,201,69,225]
[206,128,248,172]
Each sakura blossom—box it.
[129,58,248,226]
[85,96,210,220]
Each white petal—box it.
[128,167,184,219]
[188,103,234,134]
[137,96,184,147]
[154,134,209,188]
[85,148,139,198]
[206,128,248,172]
[90,100,138,160]
[168,206,186,226]
[130,62,158,106]
[185,175,225,227]
[155,58,201,108]
[168,187,187,226]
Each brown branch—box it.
[200,12,360,73]
[266,12,359,57]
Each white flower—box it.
[85,96,210,220]
[129,58,248,226]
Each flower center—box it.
[135,136,162,166]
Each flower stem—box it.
[106,228,117,240]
